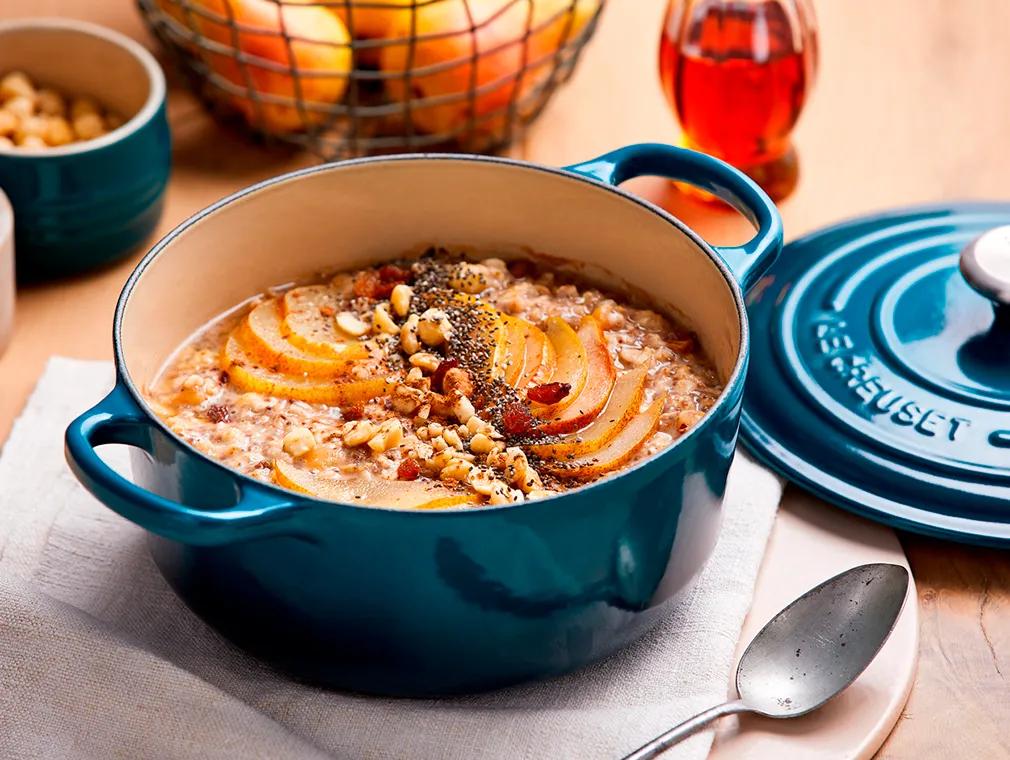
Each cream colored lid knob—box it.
[961,225,1010,307]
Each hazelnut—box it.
[372,303,398,335]
[0,109,17,137]
[17,134,46,150]
[468,432,494,454]
[390,283,412,317]
[441,367,473,398]
[282,427,316,457]
[367,418,403,453]
[400,314,421,355]
[417,308,452,346]
[35,89,66,117]
[409,352,440,373]
[72,112,105,141]
[44,116,74,147]
[4,96,33,119]
[70,95,100,120]
[0,71,34,102]
[335,311,370,338]
[439,458,474,482]
[342,420,378,447]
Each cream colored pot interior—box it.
[122,159,743,390]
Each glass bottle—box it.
[659,0,818,201]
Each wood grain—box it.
[2,1,1010,757]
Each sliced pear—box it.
[530,367,647,459]
[535,315,616,434]
[530,317,588,418]
[525,326,557,387]
[505,316,555,390]
[224,335,391,405]
[542,398,664,480]
[273,460,479,509]
[434,291,508,380]
[281,285,366,358]
[500,315,526,386]
[238,300,368,377]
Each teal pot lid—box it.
[741,203,1010,546]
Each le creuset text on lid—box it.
[742,203,1010,546]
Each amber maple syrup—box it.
[659,0,817,201]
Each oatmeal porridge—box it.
[147,250,723,508]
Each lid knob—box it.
[960,226,1010,308]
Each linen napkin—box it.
[0,357,782,760]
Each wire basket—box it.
[138,0,605,159]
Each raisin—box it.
[218,370,230,385]
[205,404,231,423]
[502,401,536,436]
[526,382,571,405]
[342,404,365,421]
[378,264,412,284]
[353,271,392,299]
[397,458,421,481]
[431,358,460,393]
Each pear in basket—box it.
[379,0,601,140]
[157,0,352,133]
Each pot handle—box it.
[564,143,783,291]
[65,382,304,547]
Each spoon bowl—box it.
[623,563,910,759]
[737,562,910,718]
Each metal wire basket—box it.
[138,0,605,159]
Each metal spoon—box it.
[622,563,910,760]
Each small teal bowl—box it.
[0,19,171,280]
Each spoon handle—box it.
[621,699,749,760]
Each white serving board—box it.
[709,487,919,759]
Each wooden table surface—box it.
[2,1,1009,757]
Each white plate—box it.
[709,488,919,759]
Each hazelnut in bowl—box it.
[0,18,171,280]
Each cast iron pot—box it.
[65,144,782,696]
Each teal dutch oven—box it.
[65,144,782,696]
[0,19,171,279]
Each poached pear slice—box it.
[273,461,478,509]
[223,335,392,405]
[500,315,527,386]
[523,325,557,388]
[281,285,367,358]
[529,366,647,459]
[447,291,508,380]
[535,315,616,434]
[504,315,555,389]
[530,316,588,418]
[501,315,552,387]
[542,398,664,479]
[239,299,368,377]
